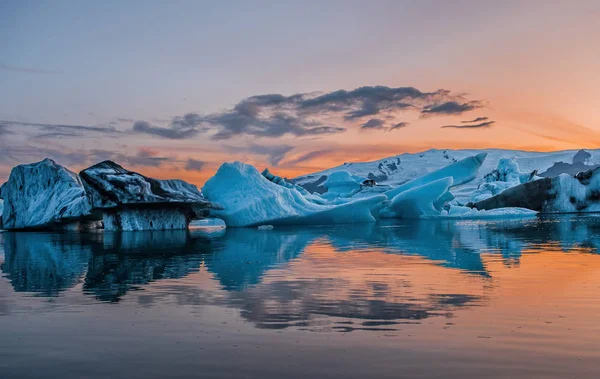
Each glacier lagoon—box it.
[2,215,600,378]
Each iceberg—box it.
[0,198,3,229]
[384,153,487,199]
[471,166,600,213]
[382,177,454,219]
[80,160,219,231]
[0,159,92,230]
[202,161,386,227]
[471,158,537,202]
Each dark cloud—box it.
[131,85,484,139]
[122,148,171,167]
[0,63,63,74]
[284,149,333,165]
[0,124,13,136]
[185,159,206,172]
[442,121,496,129]
[462,116,489,123]
[389,122,409,131]
[421,101,484,116]
[132,120,201,139]
[361,118,386,130]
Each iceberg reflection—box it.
[2,215,600,325]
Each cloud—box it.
[132,119,201,139]
[131,85,484,139]
[422,101,484,116]
[0,144,175,172]
[462,116,489,123]
[389,122,409,131]
[284,149,334,165]
[442,121,496,129]
[123,149,172,167]
[225,143,295,166]
[185,158,206,172]
[0,63,63,74]
[361,118,386,130]
[0,120,122,140]
[0,124,13,137]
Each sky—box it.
[1,0,600,185]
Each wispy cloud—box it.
[0,63,63,75]
[361,118,386,130]
[0,120,122,139]
[185,158,206,171]
[422,101,484,116]
[224,143,295,166]
[389,122,409,131]
[442,120,496,129]
[132,120,201,139]
[284,149,334,165]
[462,116,489,123]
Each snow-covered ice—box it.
[203,161,386,227]
[384,153,487,199]
[294,148,600,205]
[0,159,92,229]
[322,171,362,200]
[382,177,454,219]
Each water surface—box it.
[1,215,600,378]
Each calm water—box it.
[2,215,600,379]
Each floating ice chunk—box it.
[322,171,361,199]
[203,162,386,227]
[80,160,219,230]
[257,225,274,230]
[0,159,92,229]
[383,177,454,219]
[385,153,487,199]
[440,205,538,219]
